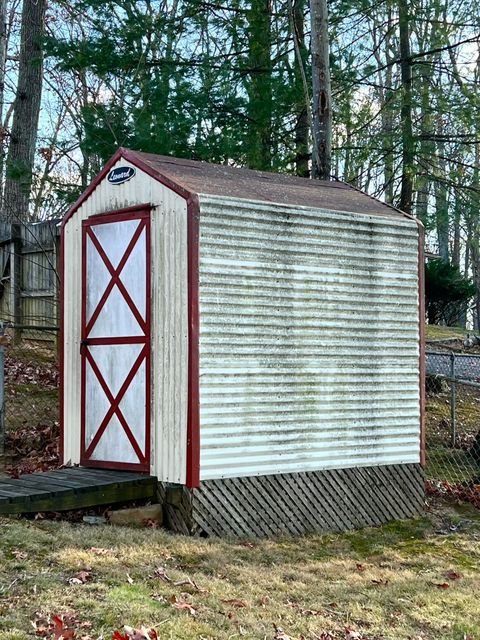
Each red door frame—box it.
[80,206,151,472]
[61,148,201,487]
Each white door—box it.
[80,208,151,471]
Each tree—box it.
[245,0,272,170]
[309,0,331,179]
[398,0,414,214]
[2,0,47,222]
[425,259,475,326]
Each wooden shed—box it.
[61,148,425,536]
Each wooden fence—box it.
[0,220,60,338]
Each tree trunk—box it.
[309,0,331,179]
[398,0,414,213]
[0,0,7,198]
[415,66,434,226]
[246,0,272,171]
[293,0,309,177]
[452,197,461,269]
[470,50,480,330]
[372,0,394,203]
[2,0,47,223]
[434,128,449,262]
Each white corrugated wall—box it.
[62,158,188,483]
[198,194,420,481]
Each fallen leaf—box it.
[143,518,160,529]
[446,570,462,580]
[371,578,389,586]
[126,573,134,584]
[223,598,247,608]
[113,627,158,640]
[355,563,365,572]
[68,571,91,586]
[433,582,450,589]
[171,601,197,616]
[12,549,28,560]
[344,628,363,640]
[258,595,270,606]
[273,627,291,640]
[52,614,76,639]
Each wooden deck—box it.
[0,468,157,514]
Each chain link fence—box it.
[1,323,479,510]
[0,323,59,476]
[425,350,480,506]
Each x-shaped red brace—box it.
[83,218,148,463]
[85,220,147,335]
[84,344,147,462]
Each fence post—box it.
[450,352,456,447]
[0,321,4,473]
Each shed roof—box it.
[125,149,410,220]
[65,147,414,224]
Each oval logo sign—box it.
[107,166,136,185]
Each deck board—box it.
[0,468,157,514]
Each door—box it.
[80,208,151,471]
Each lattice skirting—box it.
[161,463,425,537]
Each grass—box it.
[1,505,480,640]
[425,325,469,341]
[425,388,480,483]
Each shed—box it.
[61,148,425,536]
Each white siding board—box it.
[62,158,188,483]
[198,194,420,481]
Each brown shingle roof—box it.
[128,149,409,220]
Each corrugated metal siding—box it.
[62,158,188,482]
[198,195,420,480]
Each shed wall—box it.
[62,158,189,483]
[197,195,420,481]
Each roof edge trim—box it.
[198,192,418,226]
[61,147,195,229]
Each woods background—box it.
[0,0,478,325]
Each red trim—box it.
[85,223,147,335]
[144,214,152,472]
[120,148,193,200]
[59,214,65,464]
[62,148,201,486]
[61,150,126,231]
[86,336,146,346]
[417,220,426,466]
[186,194,200,488]
[87,204,151,221]
[80,209,151,472]
[79,459,149,473]
[61,147,192,231]
[84,345,147,461]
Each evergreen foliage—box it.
[425,259,476,326]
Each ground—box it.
[424,325,468,341]
[1,502,480,640]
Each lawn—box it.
[1,503,480,640]
[425,325,468,341]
